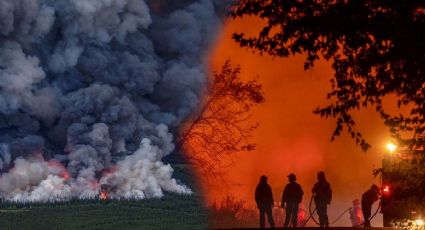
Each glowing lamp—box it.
[416,219,424,226]
[386,142,397,153]
[382,185,391,196]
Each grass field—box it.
[0,164,208,230]
[0,194,207,230]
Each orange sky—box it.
[204,17,393,226]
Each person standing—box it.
[349,199,364,227]
[281,173,304,227]
[312,171,332,228]
[255,175,275,228]
[361,184,380,227]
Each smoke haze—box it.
[209,17,387,227]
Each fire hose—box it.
[304,195,318,226]
[304,195,381,227]
[352,201,382,228]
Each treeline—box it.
[0,193,207,230]
[0,192,195,208]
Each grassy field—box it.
[0,164,208,230]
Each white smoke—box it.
[0,0,230,201]
[100,126,191,199]
[0,157,70,201]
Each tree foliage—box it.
[178,60,264,184]
[230,0,425,152]
[376,150,425,211]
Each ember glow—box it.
[100,191,108,200]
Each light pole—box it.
[382,142,397,227]
[382,142,396,188]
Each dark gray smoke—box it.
[0,0,229,201]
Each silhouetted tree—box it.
[230,0,425,153]
[208,195,258,228]
[178,60,265,184]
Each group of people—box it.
[255,171,331,228]
[255,172,381,228]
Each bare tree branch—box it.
[177,60,265,184]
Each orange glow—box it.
[198,16,391,227]
[100,191,108,200]
[60,171,70,181]
[48,160,71,180]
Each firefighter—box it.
[361,184,380,227]
[281,173,304,227]
[312,171,332,228]
[255,175,275,228]
[349,199,364,227]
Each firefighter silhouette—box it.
[349,199,364,227]
[361,184,380,227]
[255,175,275,228]
[281,173,304,227]
[312,171,332,228]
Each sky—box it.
[205,16,393,227]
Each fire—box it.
[60,171,70,180]
[100,191,108,200]
[48,160,71,180]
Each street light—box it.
[386,142,397,154]
[382,141,397,227]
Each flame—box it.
[100,191,108,200]
[48,160,70,180]
[60,171,70,180]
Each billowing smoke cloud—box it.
[0,0,229,201]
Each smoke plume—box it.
[0,0,228,201]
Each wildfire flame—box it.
[60,171,70,181]
[100,191,108,200]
